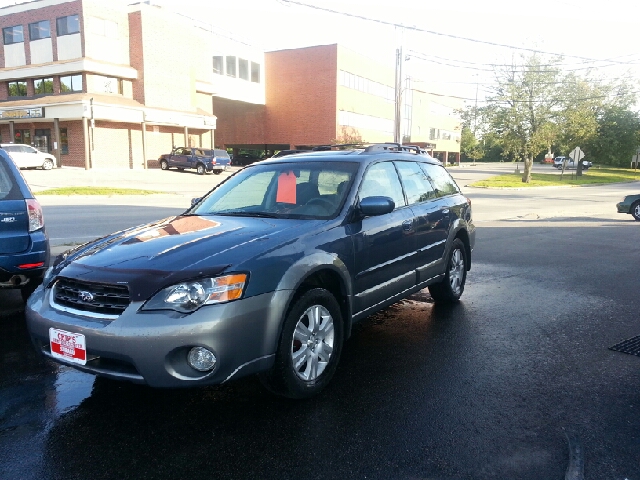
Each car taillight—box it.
[212,158,217,165]
[26,198,44,232]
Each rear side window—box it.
[395,161,436,205]
[2,145,19,153]
[0,158,22,201]
[421,163,460,197]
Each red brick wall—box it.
[128,10,144,104]
[212,97,266,148]
[0,0,83,68]
[264,45,337,146]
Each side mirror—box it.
[359,196,395,217]
[191,197,201,207]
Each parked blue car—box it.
[0,151,50,302]
[26,144,475,398]
[158,147,231,175]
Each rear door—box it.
[2,145,26,168]
[394,161,444,282]
[0,158,29,254]
[21,145,41,168]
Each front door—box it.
[34,129,51,153]
[352,161,417,317]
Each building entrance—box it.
[34,129,51,153]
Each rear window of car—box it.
[2,145,20,153]
[0,157,22,201]
[214,149,230,158]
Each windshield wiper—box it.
[214,211,281,218]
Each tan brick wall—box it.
[82,0,130,66]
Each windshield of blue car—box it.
[190,161,359,219]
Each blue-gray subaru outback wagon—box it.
[26,144,475,398]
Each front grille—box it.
[53,277,130,317]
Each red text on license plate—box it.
[49,328,87,365]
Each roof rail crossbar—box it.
[363,143,428,154]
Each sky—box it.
[2,0,639,105]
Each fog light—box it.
[187,347,216,372]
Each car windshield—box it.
[191,161,359,219]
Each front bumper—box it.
[26,286,291,387]
[616,202,630,214]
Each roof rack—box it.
[311,143,429,155]
[362,143,429,155]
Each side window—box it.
[421,163,460,197]
[359,162,405,209]
[395,161,436,205]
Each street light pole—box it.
[394,46,403,144]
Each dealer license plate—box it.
[49,328,87,365]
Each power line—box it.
[279,0,633,63]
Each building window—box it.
[34,77,54,94]
[60,128,68,155]
[238,58,249,81]
[29,20,50,40]
[56,15,80,36]
[89,17,117,38]
[226,56,236,77]
[213,56,223,75]
[60,74,83,92]
[14,129,31,145]
[3,25,24,45]
[8,80,27,97]
[251,62,260,83]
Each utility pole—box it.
[394,46,403,144]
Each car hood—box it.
[51,215,314,301]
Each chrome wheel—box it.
[449,248,465,295]
[196,164,205,175]
[633,202,640,221]
[291,304,335,381]
[160,160,168,170]
[42,159,54,170]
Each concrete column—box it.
[210,129,215,149]
[184,126,189,147]
[443,151,449,165]
[141,122,147,169]
[53,118,61,168]
[9,121,14,142]
[82,117,91,170]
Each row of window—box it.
[429,128,460,142]
[338,110,394,135]
[212,56,261,83]
[4,127,69,155]
[3,15,79,45]
[338,70,395,103]
[7,74,83,97]
[362,160,459,211]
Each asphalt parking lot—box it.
[2,162,639,479]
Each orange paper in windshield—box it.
[276,171,296,204]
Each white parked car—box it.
[553,156,592,170]
[1,144,55,170]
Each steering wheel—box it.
[305,197,335,211]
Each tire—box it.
[42,159,54,170]
[196,163,206,175]
[259,288,343,399]
[213,170,222,175]
[160,160,169,170]
[428,238,467,304]
[21,279,41,303]
[632,201,640,221]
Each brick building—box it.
[0,0,265,168]
[215,44,462,163]
[0,1,460,168]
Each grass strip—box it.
[471,168,640,188]
[36,187,163,195]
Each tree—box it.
[587,106,640,167]
[460,126,483,161]
[484,53,564,182]
[332,126,363,145]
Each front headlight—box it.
[141,274,247,313]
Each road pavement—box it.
[2,162,640,479]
